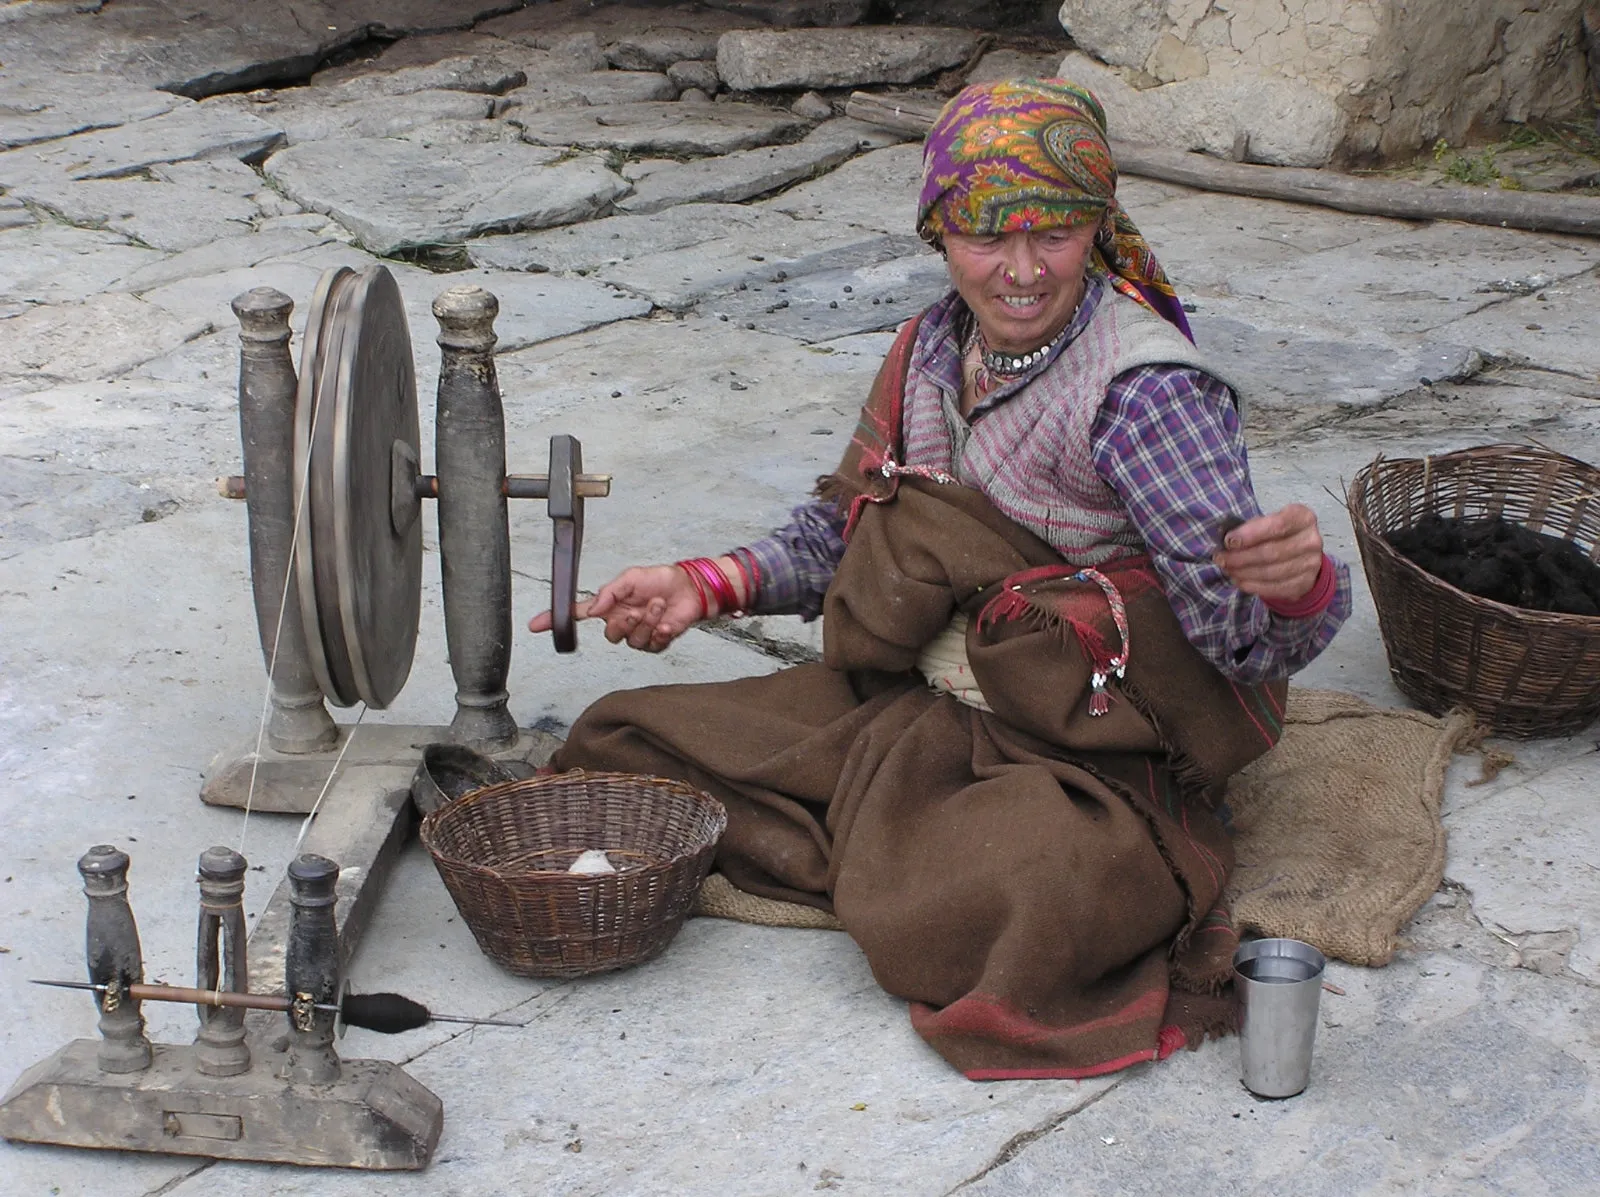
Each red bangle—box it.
[1264,554,1337,619]
[676,558,742,618]
[677,561,711,619]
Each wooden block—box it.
[0,1040,441,1169]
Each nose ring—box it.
[1002,264,1049,286]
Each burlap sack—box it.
[1224,687,1473,966]
[693,688,1473,969]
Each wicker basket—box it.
[1347,443,1600,738]
[419,771,727,978]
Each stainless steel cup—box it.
[1233,937,1326,1098]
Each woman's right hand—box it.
[526,564,704,653]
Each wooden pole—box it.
[843,92,1600,239]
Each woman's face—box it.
[943,223,1101,354]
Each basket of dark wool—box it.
[1347,443,1600,738]
[420,771,727,978]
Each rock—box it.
[1056,51,1346,169]
[0,201,35,232]
[1055,0,1166,72]
[395,119,528,147]
[480,1,745,49]
[0,223,165,307]
[0,0,357,99]
[0,291,213,385]
[0,77,186,152]
[112,227,337,295]
[699,0,873,26]
[263,139,631,255]
[762,142,924,234]
[966,48,1067,84]
[311,32,525,83]
[593,217,919,310]
[616,118,884,215]
[212,89,491,145]
[392,269,652,352]
[0,103,284,188]
[704,249,948,341]
[13,159,268,253]
[312,52,529,98]
[546,32,613,73]
[0,456,180,558]
[791,91,836,120]
[501,72,679,115]
[668,60,722,94]
[329,0,533,38]
[606,28,722,71]
[513,101,807,156]
[468,203,786,274]
[716,27,979,91]
[679,88,714,105]
[207,89,496,145]
[1057,0,1593,165]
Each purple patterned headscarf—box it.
[917,78,1191,338]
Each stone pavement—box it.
[1,3,1598,1195]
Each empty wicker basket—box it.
[1347,443,1600,738]
[419,771,727,978]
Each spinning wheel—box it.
[285,265,610,713]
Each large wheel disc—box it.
[293,265,422,709]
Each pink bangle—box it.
[1264,554,1337,619]
[676,557,742,618]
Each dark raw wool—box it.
[1385,514,1600,617]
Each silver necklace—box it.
[978,320,1073,377]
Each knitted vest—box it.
[900,289,1245,565]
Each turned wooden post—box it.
[232,287,338,754]
[79,845,152,1074]
[433,285,517,749]
[193,846,251,1077]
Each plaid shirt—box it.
[737,280,1350,682]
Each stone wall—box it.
[1056,0,1593,167]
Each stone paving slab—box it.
[13,159,280,254]
[111,227,338,295]
[395,268,653,353]
[0,292,214,386]
[1189,301,1476,411]
[512,100,807,156]
[605,26,723,69]
[468,202,786,274]
[206,87,497,145]
[592,220,919,311]
[1428,266,1600,383]
[0,223,166,308]
[1220,224,1600,340]
[263,138,629,254]
[0,102,285,188]
[0,456,177,560]
[760,141,923,232]
[616,119,868,214]
[309,43,533,96]
[704,249,949,341]
[0,0,354,99]
[1445,760,1600,982]
[0,77,184,152]
[716,26,980,91]
[501,69,680,113]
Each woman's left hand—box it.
[1213,504,1325,604]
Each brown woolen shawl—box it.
[555,317,1287,1079]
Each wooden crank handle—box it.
[548,434,583,654]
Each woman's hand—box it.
[1213,504,1325,604]
[527,564,703,653]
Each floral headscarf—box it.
[917,78,1191,338]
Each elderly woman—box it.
[531,79,1351,1080]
